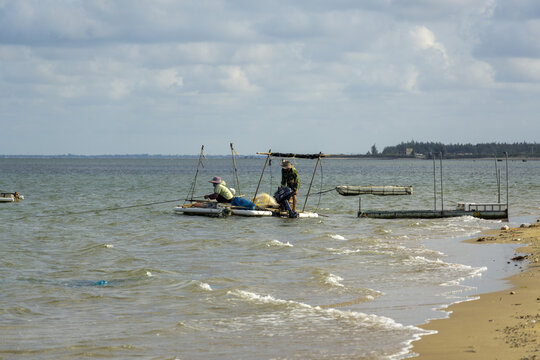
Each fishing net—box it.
[253,193,278,208]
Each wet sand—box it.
[413,219,540,359]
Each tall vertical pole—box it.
[504,151,509,213]
[432,152,437,211]
[494,155,500,203]
[230,143,241,196]
[187,145,205,202]
[498,169,501,203]
[252,150,271,202]
[302,153,322,212]
[439,152,444,213]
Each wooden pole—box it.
[439,152,444,213]
[504,151,509,211]
[302,153,321,212]
[494,155,501,203]
[230,143,241,196]
[252,149,271,202]
[498,169,501,204]
[432,152,436,211]
[186,145,204,202]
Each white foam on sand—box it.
[440,266,486,287]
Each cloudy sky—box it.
[1,0,539,155]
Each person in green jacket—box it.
[280,160,300,212]
[204,177,234,203]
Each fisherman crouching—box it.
[205,177,234,203]
[274,186,299,218]
[204,177,256,210]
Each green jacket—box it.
[213,180,234,201]
[281,168,300,192]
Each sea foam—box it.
[324,273,345,287]
[267,240,293,248]
[197,282,213,291]
[227,289,424,332]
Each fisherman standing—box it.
[280,160,300,212]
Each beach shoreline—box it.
[412,219,540,359]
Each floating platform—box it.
[359,209,507,220]
[359,203,508,220]
[173,205,318,218]
[0,193,23,203]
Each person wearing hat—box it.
[280,160,300,212]
[204,176,234,203]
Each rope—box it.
[310,187,336,196]
[19,198,184,220]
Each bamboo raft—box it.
[0,192,23,203]
[173,203,318,218]
[175,147,324,218]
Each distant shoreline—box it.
[1,154,538,160]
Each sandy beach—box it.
[413,219,540,359]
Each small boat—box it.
[1,192,23,203]
[336,185,413,196]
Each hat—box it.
[209,176,222,184]
[281,160,292,169]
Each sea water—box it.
[1,157,539,359]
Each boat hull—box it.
[173,206,228,217]
[358,209,508,220]
[336,185,413,196]
[231,209,273,216]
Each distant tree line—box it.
[379,141,540,158]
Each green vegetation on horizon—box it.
[378,141,539,158]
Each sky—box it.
[1,0,539,155]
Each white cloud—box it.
[108,79,130,99]
[409,25,449,65]
[219,66,259,92]
[155,68,184,88]
[502,57,540,82]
